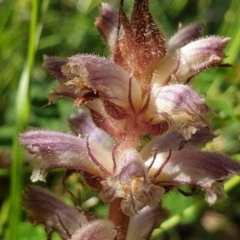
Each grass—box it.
[0,0,240,239]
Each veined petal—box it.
[172,37,230,82]
[146,150,240,204]
[100,148,164,216]
[68,108,112,150]
[43,56,76,102]
[71,220,117,240]
[44,54,143,110]
[141,127,214,160]
[87,99,126,139]
[23,186,86,239]
[147,84,208,138]
[95,3,118,50]
[168,24,204,50]
[20,130,113,181]
[61,54,142,110]
[127,206,165,240]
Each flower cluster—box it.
[20,0,240,239]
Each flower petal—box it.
[87,99,126,139]
[147,84,209,138]
[70,219,117,240]
[23,186,86,239]
[152,52,178,86]
[146,150,240,204]
[20,130,113,181]
[43,56,76,102]
[44,54,143,110]
[173,37,230,82]
[95,3,118,50]
[68,108,112,149]
[62,54,142,110]
[100,148,165,216]
[168,24,204,50]
[141,127,214,160]
[43,55,67,81]
[127,206,166,240]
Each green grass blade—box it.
[8,0,39,239]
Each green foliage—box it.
[0,0,239,239]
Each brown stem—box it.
[108,198,130,240]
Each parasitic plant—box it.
[20,1,240,239]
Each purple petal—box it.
[146,150,240,204]
[127,206,165,240]
[44,54,144,111]
[43,56,82,102]
[147,84,209,138]
[23,186,85,239]
[95,3,118,49]
[62,54,142,110]
[70,219,117,240]
[20,130,113,181]
[168,24,204,50]
[43,55,67,81]
[141,127,214,160]
[87,99,126,139]
[173,37,230,81]
[100,148,165,216]
[68,109,112,149]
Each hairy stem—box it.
[108,198,130,240]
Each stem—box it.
[108,198,130,240]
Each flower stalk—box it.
[108,198,129,240]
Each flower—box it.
[23,186,116,240]
[20,113,240,216]
[20,0,239,222]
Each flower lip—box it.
[172,36,230,82]
[168,23,204,50]
[145,150,240,204]
[45,54,143,113]
[146,84,208,138]
[95,3,118,49]
[23,186,84,239]
[141,127,214,161]
[147,150,240,183]
[43,55,67,81]
[68,109,112,150]
[70,219,117,240]
[19,130,114,181]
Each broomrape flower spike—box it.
[20,0,240,239]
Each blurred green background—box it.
[0,0,240,239]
